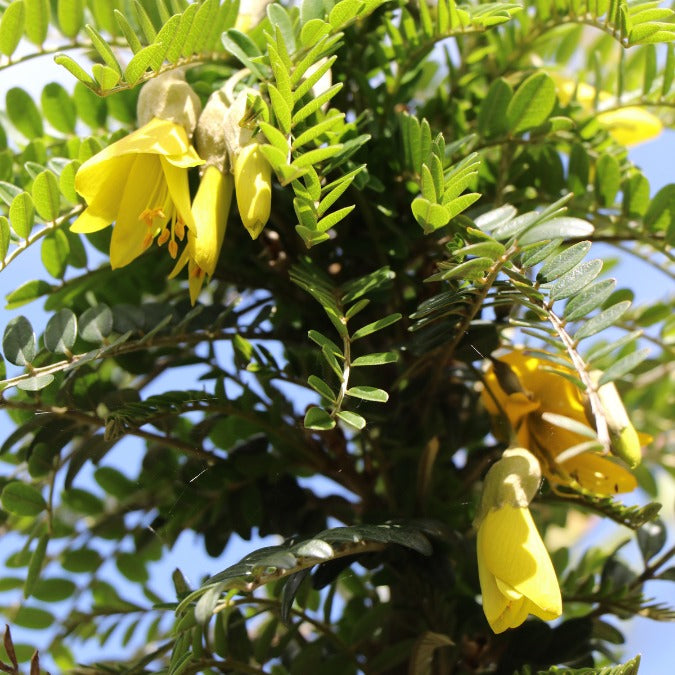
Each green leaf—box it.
[0,0,26,56]
[568,143,590,195]
[24,534,49,599]
[40,230,70,279]
[352,313,402,340]
[32,576,77,603]
[1,481,46,516]
[519,217,594,245]
[268,84,292,134]
[17,373,55,391]
[563,278,616,321]
[637,518,666,563]
[547,259,603,301]
[5,279,52,309]
[345,385,389,402]
[2,315,36,365]
[336,410,366,430]
[506,72,556,134]
[477,78,512,137]
[0,215,10,260]
[117,553,149,583]
[538,241,592,282]
[85,24,122,75]
[316,205,354,232]
[57,0,85,39]
[61,487,104,515]
[43,307,77,354]
[574,301,632,341]
[292,84,343,125]
[41,82,76,133]
[59,160,81,203]
[222,29,267,80]
[32,170,60,221]
[62,547,103,573]
[595,153,621,207]
[411,198,450,233]
[92,63,121,91]
[329,0,363,28]
[307,374,336,402]
[94,466,137,499]
[598,348,650,385]
[13,606,54,629]
[54,53,96,86]
[644,184,675,236]
[79,304,113,342]
[24,0,50,45]
[124,43,165,85]
[6,87,43,139]
[304,406,336,430]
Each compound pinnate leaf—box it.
[1,481,47,516]
[2,315,36,365]
[5,279,52,309]
[44,308,77,354]
[41,83,76,134]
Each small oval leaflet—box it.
[2,315,36,366]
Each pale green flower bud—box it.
[137,70,202,138]
[195,89,230,171]
[475,447,542,527]
[594,374,643,468]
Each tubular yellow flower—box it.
[170,165,234,305]
[234,142,272,239]
[554,76,662,146]
[481,351,639,495]
[475,447,562,633]
[478,505,562,633]
[71,117,203,268]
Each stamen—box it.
[174,219,186,241]
[142,232,154,250]
[168,240,178,259]
[139,207,166,227]
[157,229,170,246]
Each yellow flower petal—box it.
[71,207,114,234]
[597,107,663,147]
[478,505,562,633]
[109,154,165,269]
[192,166,234,276]
[561,452,638,495]
[160,155,196,233]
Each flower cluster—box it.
[476,350,645,633]
[72,66,273,304]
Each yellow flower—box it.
[481,351,638,495]
[475,447,562,633]
[71,117,203,268]
[478,504,562,633]
[234,142,272,239]
[170,165,234,305]
[555,77,662,146]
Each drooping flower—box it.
[71,72,203,269]
[554,76,662,146]
[481,351,639,495]
[475,447,562,633]
[71,117,202,268]
[170,165,234,304]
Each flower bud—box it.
[595,376,642,468]
[137,70,202,138]
[475,447,541,528]
[195,89,230,171]
[234,142,272,239]
[235,0,271,32]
